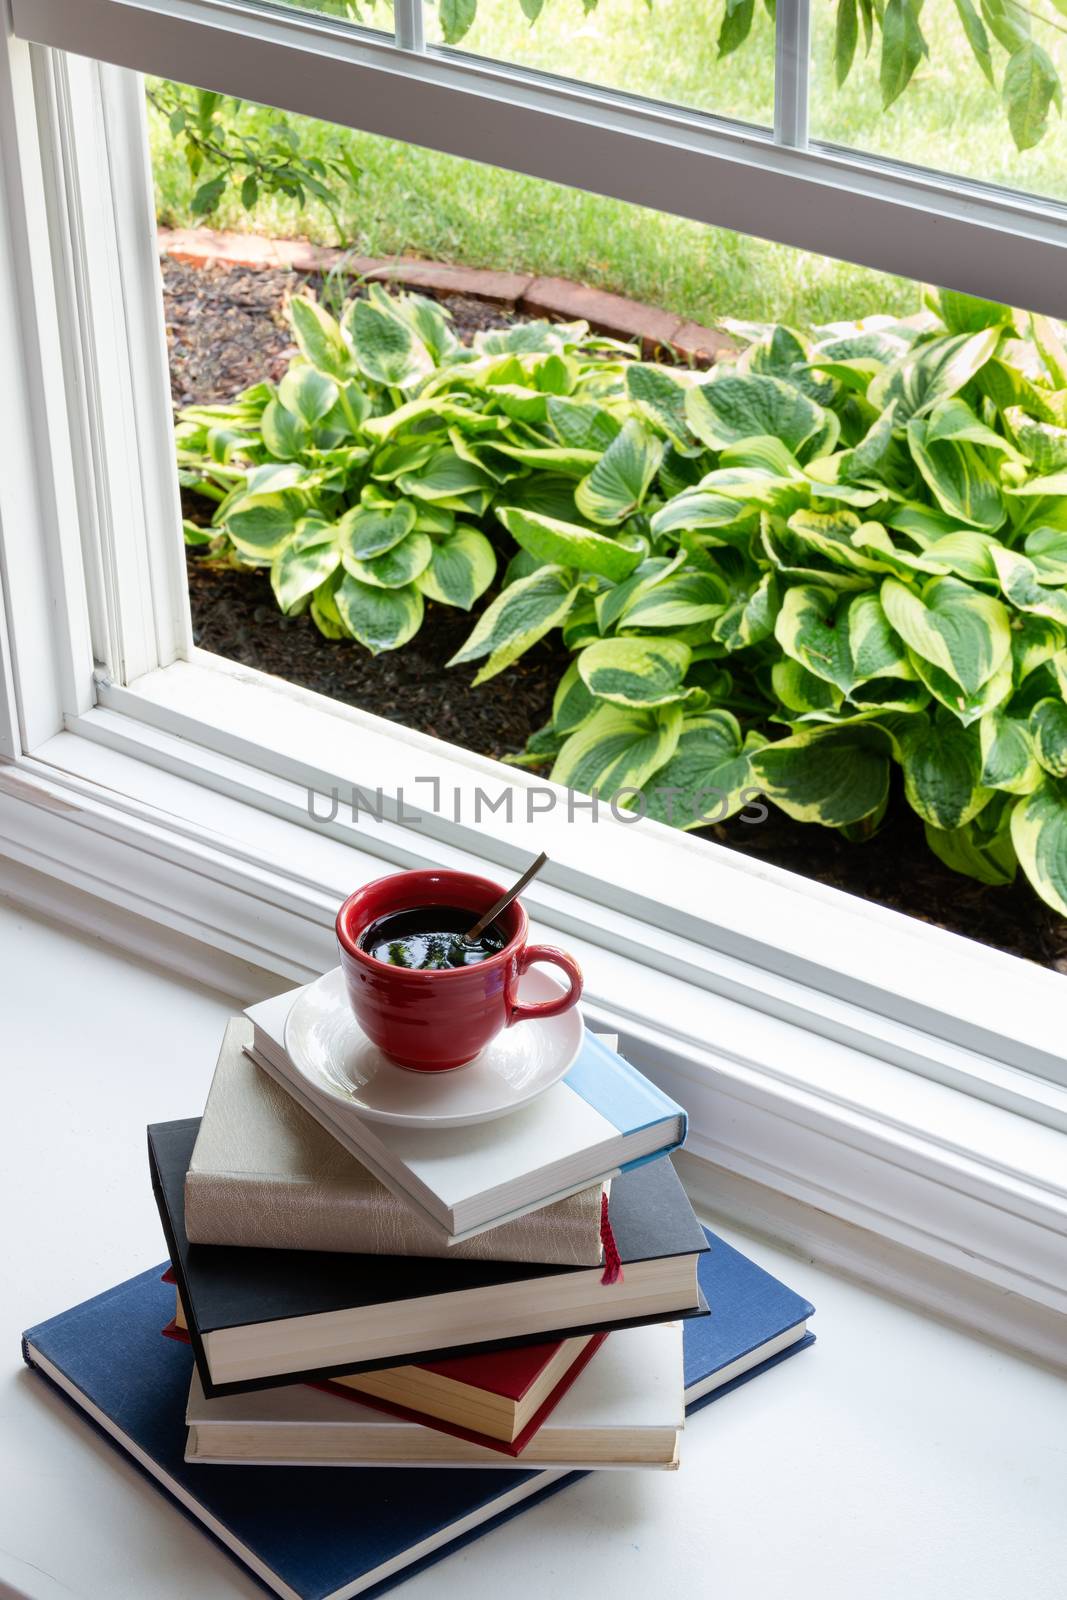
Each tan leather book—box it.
[185,1020,605,1265]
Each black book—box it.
[149,1119,709,1398]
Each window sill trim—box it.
[1,726,1065,1354]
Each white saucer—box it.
[284,966,585,1129]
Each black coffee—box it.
[360,906,508,970]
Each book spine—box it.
[183,1172,605,1266]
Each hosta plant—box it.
[178,283,1067,918]
[177,283,630,653]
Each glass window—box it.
[425,0,775,125]
[809,0,1067,203]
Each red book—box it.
[162,1275,606,1457]
[319,1332,607,1456]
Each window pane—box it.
[148,82,1067,967]
[260,0,392,30]
[424,0,774,125]
[809,0,1067,202]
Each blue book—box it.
[248,987,688,1242]
[21,1230,813,1600]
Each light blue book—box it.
[247,987,687,1242]
[21,1231,814,1600]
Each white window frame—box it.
[0,7,1065,1351]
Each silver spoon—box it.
[464,851,549,945]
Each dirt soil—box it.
[164,257,1067,970]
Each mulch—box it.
[165,257,1067,970]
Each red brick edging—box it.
[157,227,733,365]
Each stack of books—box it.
[22,978,815,1600]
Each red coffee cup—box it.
[335,869,583,1071]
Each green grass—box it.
[148,0,1067,327]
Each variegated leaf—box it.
[1011,776,1067,914]
[899,715,990,829]
[881,576,1012,696]
[496,506,642,583]
[576,636,693,708]
[448,565,579,684]
[334,576,424,654]
[414,526,496,611]
[638,712,765,829]
[550,703,684,794]
[752,724,892,827]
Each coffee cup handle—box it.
[509,945,583,1025]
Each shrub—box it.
[178,284,1067,917]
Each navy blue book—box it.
[21,1230,813,1600]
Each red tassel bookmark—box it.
[600,1189,623,1285]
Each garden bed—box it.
[164,255,1067,972]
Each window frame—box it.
[16,0,1067,318]
[0,9,1066,1347]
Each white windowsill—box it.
[2,702,1066,1360]
[2,896,1065,1600]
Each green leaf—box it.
[774,585,856,694]
[639,712,763,828]
[261,400,308,461]
[343,530,433,589]
[574,421,663,525]
[881,576,1012,696]
[309,573,348,639]
[551,703,684,794]
[241,173,259,211]
[905,421,1006,531]
[350,298,434,389]
[868,328,1000,423]
[1007,413,1067,475]
[496,506,642,583]
[936,287,1007,332]
[686,373,826,459]
[979,710,1042,793]
[775,585,912,697]
[448,566,579,683]
[439,0,477,43]
[546,397,621,453]
[1003,42,1062,152]
[224,494,297,559]
[625,364,694,448]
[880,0,928,109]
[1012,615,1066,681]
[1030,696,1067,777]
[414,525,496,610]
[334,576,424,654]
[908,649,1013,726]
[271,522,340,611]
[772,658,845,715]
[552,659,599,735]
[752,724,892,827]
[278,365,339,427]
[925,813,1017,885]
[289,297,354,382]
[191,174,227,217]
[953,0,996,85]
[899,715,990,829]
[338,499,417,560]
[1011,775,1067,912]
[577,636,693,708]
[713,570,778,651]
[835,0,859,84]
[397,447,495,502]
[717,0,755,59]
[1024,527,1067,583]
[617,568,729,630]
[651,485,751,540]
[786,507,890,575]
[991,546,1067,626]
